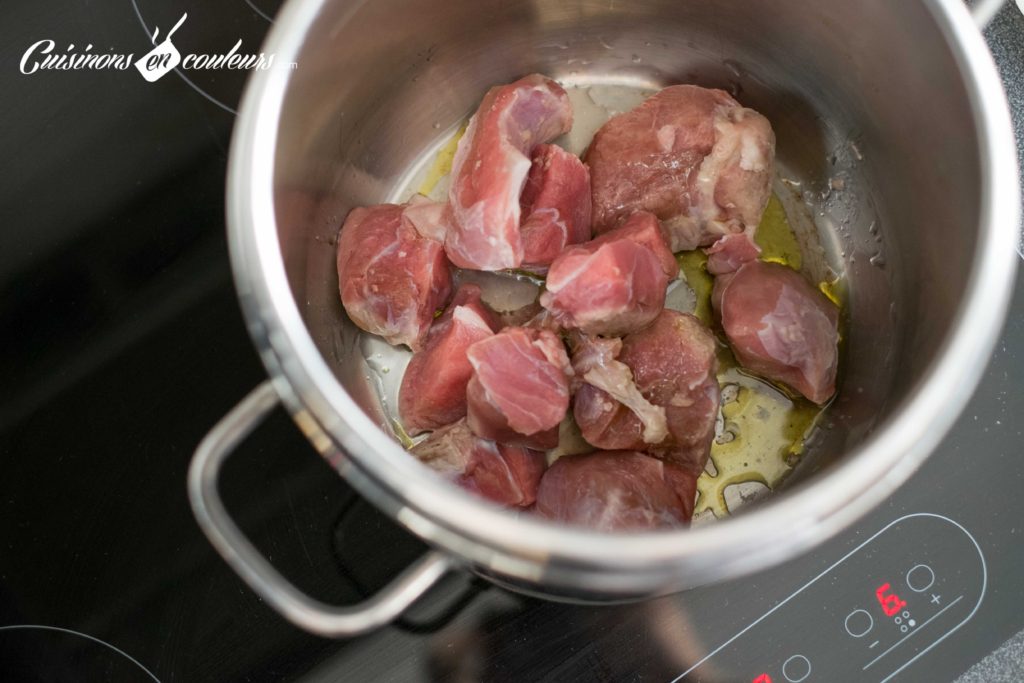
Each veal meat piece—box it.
[446,74,573,270]
[573,310,719,473]
[466,327,572,449]
[403,193,448,243]
[534,451,697,531]
[337,203,451,350]
[713,260,839,404]
[399,284,500,435]
[540,211,678,337]
[412,419,546,507]
[705,230,761,275]
[586,85,775,252]
[519,144,592,273]
[569,334,669,444]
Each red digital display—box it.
[875,582,907,617]
[752,675,773,683]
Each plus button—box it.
[931,594,942,605]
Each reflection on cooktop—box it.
[0,626,160,682]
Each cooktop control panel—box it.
[676,514,986,683]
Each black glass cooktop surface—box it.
[2,1,1022,681]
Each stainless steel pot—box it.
[189,0,1020,637]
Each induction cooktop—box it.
[1,1,1022,681]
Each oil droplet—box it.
[391,419,415,449]
[819,277,844,306]
[416,120,468,196]
[696,371,824,518]
[755,194,802,269]
[869,252,886,267]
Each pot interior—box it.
[268,0,981,522]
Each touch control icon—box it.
[845,609,874,638]
[782,654,811,682]
[906,564,935,593]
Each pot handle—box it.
[970,0,1006,28]
[187,381,451,637]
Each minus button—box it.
[869,640,880,649]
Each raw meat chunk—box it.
[607,210,680,277]
[412,419,546,507]
[586,85,775,252]
[573,310,719,473]
[446,74,573,270]
[466,327,572,449]
[399,284,500,434]
[713,261,839,404]
[519,144,592,273]
[570,334,668,444]
[705,231,761,275]
[403,193,448,243]
[540,212,678,336]
[534,451,697,531]
[337,203,451,350]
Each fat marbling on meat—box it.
[705,230,762,275]
[572,310,720,473]
[399,284,500,435]
[569,334,668,445]
[402,193,448,243]
[466,326,572,449]
[337,202,451,350]
[713,260,839,404]
[446,74,573,271]
[586,85,774,254]
[519,143,592,273]
[540,211,678,337]
[535,451,698,531]
[412,419,546,507]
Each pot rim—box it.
[226,0,1020,584]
